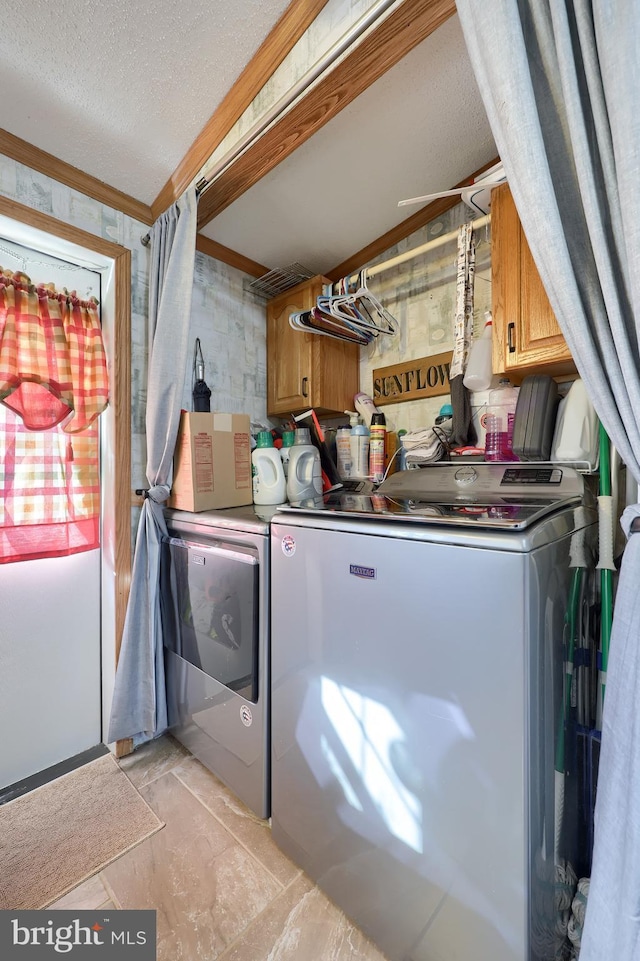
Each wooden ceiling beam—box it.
[196,0,457,232]
[150,0,330,222]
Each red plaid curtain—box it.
[0,269,108,564]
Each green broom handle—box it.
[599,421,613,704]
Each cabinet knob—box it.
[507,322,516,353]
[302,376,309,398]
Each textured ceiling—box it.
[1,3,496,273]
[0,0,292,204]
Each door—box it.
[491,183,575,379]
[0,240,103,790]
[160,536,259,702]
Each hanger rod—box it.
[366,213,490,279]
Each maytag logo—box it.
[349,563,376,579]
[1,910,156,958]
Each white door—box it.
[0,241,103,790]
[0,551,101,787]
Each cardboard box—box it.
[168,411,252,512]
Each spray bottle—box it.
[369,412,387,483]
[336,416,354,480]
[348,413,370,479]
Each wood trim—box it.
[113,248,132,667]
[0,194,131,261]
[196,234,269,277]
[196,0,456,230]
[326,157,501,282]
[0,128,153,226]
[0,127,275,282]
[151,0,331,221]
[0,194,132,753]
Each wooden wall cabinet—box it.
[491,183,576,381]
[266,275,360,417]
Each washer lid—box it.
[282,463,589,531]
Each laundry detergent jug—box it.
[286,428,322,501]
[252,431,286,505]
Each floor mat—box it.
[0,752,164,909]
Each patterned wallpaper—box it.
[357,202,492,436]
[0,154,269,493]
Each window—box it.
[0,251,107,564]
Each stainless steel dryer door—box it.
[160,536,259,701]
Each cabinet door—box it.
[267,280,319,416]
[492,184,575,379]
[267,276,359,417]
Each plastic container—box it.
[354,392,379,427]
[286,428,323,501]
[484,379,519,462]
[511,375,558,462]
[279,430,295,480]
[397,429,408,470]
[252,431,286,505]
[463,313,493,392]
[336,427,352,479]
[350,423,370,478]
[551,378,599,471]
[369,412,387,483]
[435,403,453,426]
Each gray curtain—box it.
[455,2,640,957]
[108,187,197,746]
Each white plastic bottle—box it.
[354,392,379,427]
[336,427,352,479]
[252,431,286,505]
[286,428,323,501]
[463,312,494,392]
[279,430,295,480]
[350,422,370,478]
[484,379,519,462]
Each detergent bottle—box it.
[252,431,286,505]
[286,428,323,501]
[279,430,295,480]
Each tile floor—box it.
[50,735,389,961]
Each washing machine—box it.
[270,463,597,960]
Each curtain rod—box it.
[365,213,491,280]
[141,0,401,247]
